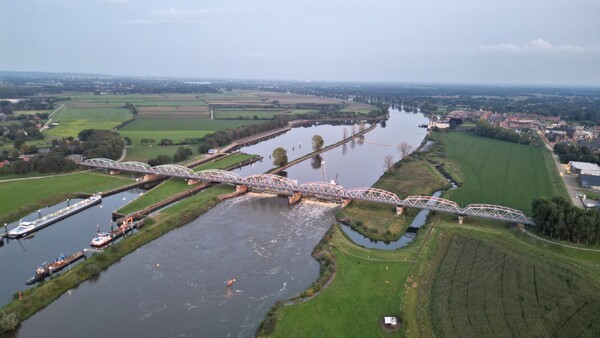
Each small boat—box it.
[225,278,236,287]
[24,251,85,285]
[25,265,48,285]
[90,232,112,247]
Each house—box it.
[383,316,399,328]
[580,174,600,190]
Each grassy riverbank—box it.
[0,185,233,334]
[117,153,257,214]
[336,158,450,241]
[0,171,134,225]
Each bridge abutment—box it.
[236,185,248,193]
[341,199,351,207]
[109,170,121,175]
[288,192,302,204]
[396,206,405,215]
[457,215,464,224]
[187,179,202,185]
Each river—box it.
[6,108,429,337]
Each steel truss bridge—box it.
[82,158,535,225]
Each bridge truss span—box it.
[194,169,244,184]
[402,195,462,213]
[152,164,195,179]
[346,187,402,205]
[244,174,298,192]
[462,204,534,225]
[298,182,347,198]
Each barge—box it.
[25,251,86,285]
[9,195,102,238]
[90,217,139,248]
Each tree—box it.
[312,135,324,152]
[398,142,413,159]
[383,155,394,172]
[124,136,132,146]
[272,147,288,167]
[358,121,366,133]
[311,155,323,169]
[159,138,173,146]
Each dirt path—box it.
[524,230,600,252]
[39,103,64,131]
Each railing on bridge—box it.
[81,158,535,225]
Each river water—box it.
[7,108,429,337]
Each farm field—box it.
[430,132,568,214]
[63,93,207,106]
[199,91,345,107]
[429,229,600,337]
[123,145,191,162]
[118,118,263,145]
[44,107,133,138]
[270,225,415,338]
[340,102,377,114]
[213,108,288,119]
[136,106,210,119]
[117,153,255,214]
[0,171,133,224]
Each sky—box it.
[1,0,599,85]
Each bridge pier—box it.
[288,192,302,205]
[109,170,121,175]
[396,206,405,215]
[143,174,160,182]
[187,179,202,185]
[457,215,464,224]
[341,199,351,207]
[236,185,247,193]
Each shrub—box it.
[0,312,20,332]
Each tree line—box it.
[553,143,600,165]
[532,196,600,244]
[474,121,531,144]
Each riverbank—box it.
[0,185,233,334]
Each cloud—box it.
[479,39,595,53]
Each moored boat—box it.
[24,251,85,285]
[8,195,102,239]
[90,232,113,247]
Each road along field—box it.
[429,132,568,215]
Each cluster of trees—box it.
[198,117,289,153]
[0,97,61,114]
[554,143,600,165]
[474,121,530,144]
[532,196,600,244]
[123,102,137,115]
[146,147,193,166]
[78,129,125,160]
[0,150,77,175]
[272,147,287,167]
[2,120,45,149]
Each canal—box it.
[7,108,429,337]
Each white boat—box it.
[90,232,112,247]
[7,221,35,238]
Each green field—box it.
[118,119,263,145]
[123,146,192,162]
[0,172,133,224]
[271,225,415,338]
[213,108,287,119]
[430,132,568,214]
[45,107,133,138]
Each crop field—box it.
[199,91,345,107]
[64,94,207,106]
[271,225,415,338]
[430,132,568,214]
[136,106,211,119]
[256,92,344,105]
[118,118,262,145]
[430,233,600,337]
[213,108,288,119]
[123,145,190,162]
[44,107,133,138]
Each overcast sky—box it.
[1,0,599,85]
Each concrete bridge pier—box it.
[341,199,351,207]
[288,192,302,204]
[236,185,248,193]
[457,215,464,224]
[143,174,160,181]
[187,179,202,185]
[109,170,121,175]
[396,206,405,215]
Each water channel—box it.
[7,107,429,337]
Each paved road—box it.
[39,103,65,131]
